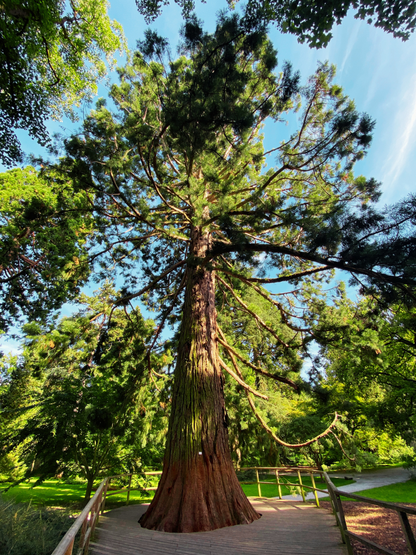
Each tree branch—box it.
[217,327,300,392]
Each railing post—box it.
[398,511,416,554]
[255,468,262,497]
[78,516,89,553]
[62,538,74,555]
[275,469,282,499]
[323,473,353,555]
[296,469,306,503]
[101,478,109,515]
[310,472,320,508]
[126,474,132,505]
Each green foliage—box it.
[0,284,170,497]
[136,0,416,48]
[313,298,416,446]
[0,166,93,331]
[244,0,416,48]
[0,0,126,165]
[0,495,75,555]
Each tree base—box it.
[139,458,261,533]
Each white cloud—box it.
[382,72,416,188]
[339,19,361,75]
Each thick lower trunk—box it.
[139,227,260,533]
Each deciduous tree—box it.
[136,0,416,47]
[0,0,125,166]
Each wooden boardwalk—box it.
[91,499,346,555]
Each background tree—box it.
[0,0,125,166]
[242,0,416,47]
[313,293,416,447]
[0,166,93,332]
[136,0,416,47]
[4,14,416,532]
[0,284,170,500]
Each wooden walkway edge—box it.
[91,499,347,555]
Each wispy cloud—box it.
[339,20,361,74]
[382,72,416,188]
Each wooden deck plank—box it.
[91,500,346,555]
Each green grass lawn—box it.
[0,474,355,509]
[0,478,153,510]
[334,480,416,504]
[0,479,91,508]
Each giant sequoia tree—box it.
[5,15,416,532]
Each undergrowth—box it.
[0,495,75,555]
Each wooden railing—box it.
[238,466,326,507]
[51,471,161,555]
[323,472,416,555]
[51,478,107,555]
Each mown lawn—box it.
[0,478,151,510]
[336,479,416,504]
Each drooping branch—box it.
[218,329,338,447]
[218,356,268,400]
[217,275,289,347]
[217,326,300,392]
[246,393,340,448]
[216,264,310,333]
[329,430,356,463]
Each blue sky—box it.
[105,0,416,204]
[1,0,416,356]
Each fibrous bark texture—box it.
[139,226,260,533]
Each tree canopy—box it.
[0,0,125,166]
[1,13,415,532]
[136,0,416,47]
[0,166,92,332]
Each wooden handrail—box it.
[52,479,108,555]
[52,470,163,554]
[323,472,416,555]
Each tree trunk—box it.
[84,475,94,502]
[139,226,260,533]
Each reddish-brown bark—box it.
[139,226,260,533]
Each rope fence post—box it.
[310,472,320,508]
